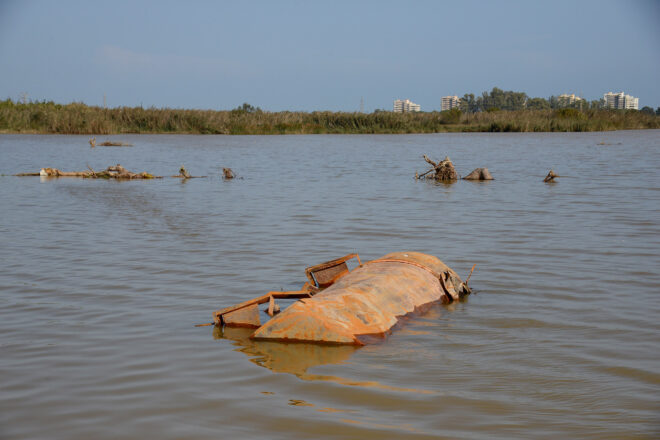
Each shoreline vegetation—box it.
[1,98,658,135]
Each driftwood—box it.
[544,169,559,182]
[98,141,133,147]
[463,168,494,180]
[172,165,206,179]
[89,137,132,147]
[417,155,458,181]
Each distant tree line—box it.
[456,87,658,114]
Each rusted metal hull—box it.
[250,252,468,345]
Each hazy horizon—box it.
[1,0,658,112]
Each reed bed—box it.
[0,100,657,134]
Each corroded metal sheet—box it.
[223,303,261,328]
[251,252,467,345]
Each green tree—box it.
[476,87,527,111]
[460,93,476,113]
[233,102,261,113]
[640,106,655,115]
[440,108,462,124]
[526,97,550,110]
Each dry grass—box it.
[1,99,657,134]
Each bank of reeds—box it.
[0,100,657,135]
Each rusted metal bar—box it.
[213,286,319,325]
[267,295,280,317]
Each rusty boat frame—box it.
[213,252,473,345]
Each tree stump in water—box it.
[419,155,458,182]
[463,168,494,180]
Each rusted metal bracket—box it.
[305,253,361,288]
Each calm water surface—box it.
[1,131,659,439]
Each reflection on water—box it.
[214,326,358,376]
[214,324,438,394]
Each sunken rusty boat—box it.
[213,252,473,346]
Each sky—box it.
[0,0,658,112]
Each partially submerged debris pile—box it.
[463,167,494,180]
[16,164,213,180]
[89,137,132,147]
[17,164,157,179]
[416,155,458,181]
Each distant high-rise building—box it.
[604,92,639,110]
[441,96,461,111]
[557,94,584,107]
[393,99,421,113]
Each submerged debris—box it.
[88,137,132,147]
[463,167,494,180]
[98,141,133,147]
[32,164,157,179]
[544,169,559,182]
[173,165,206,179]
[416,155,458,182]
[178,165,191,179]
[209,252,474,345]
[222,167,235,180]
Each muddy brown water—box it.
[1,131,659,439]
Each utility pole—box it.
[360,97,364,113]
[103,93,107,109]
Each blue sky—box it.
[1,0,658,111]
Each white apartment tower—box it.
[604,92,639,110]
[393,99,421,113]
[441,96,461,111]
